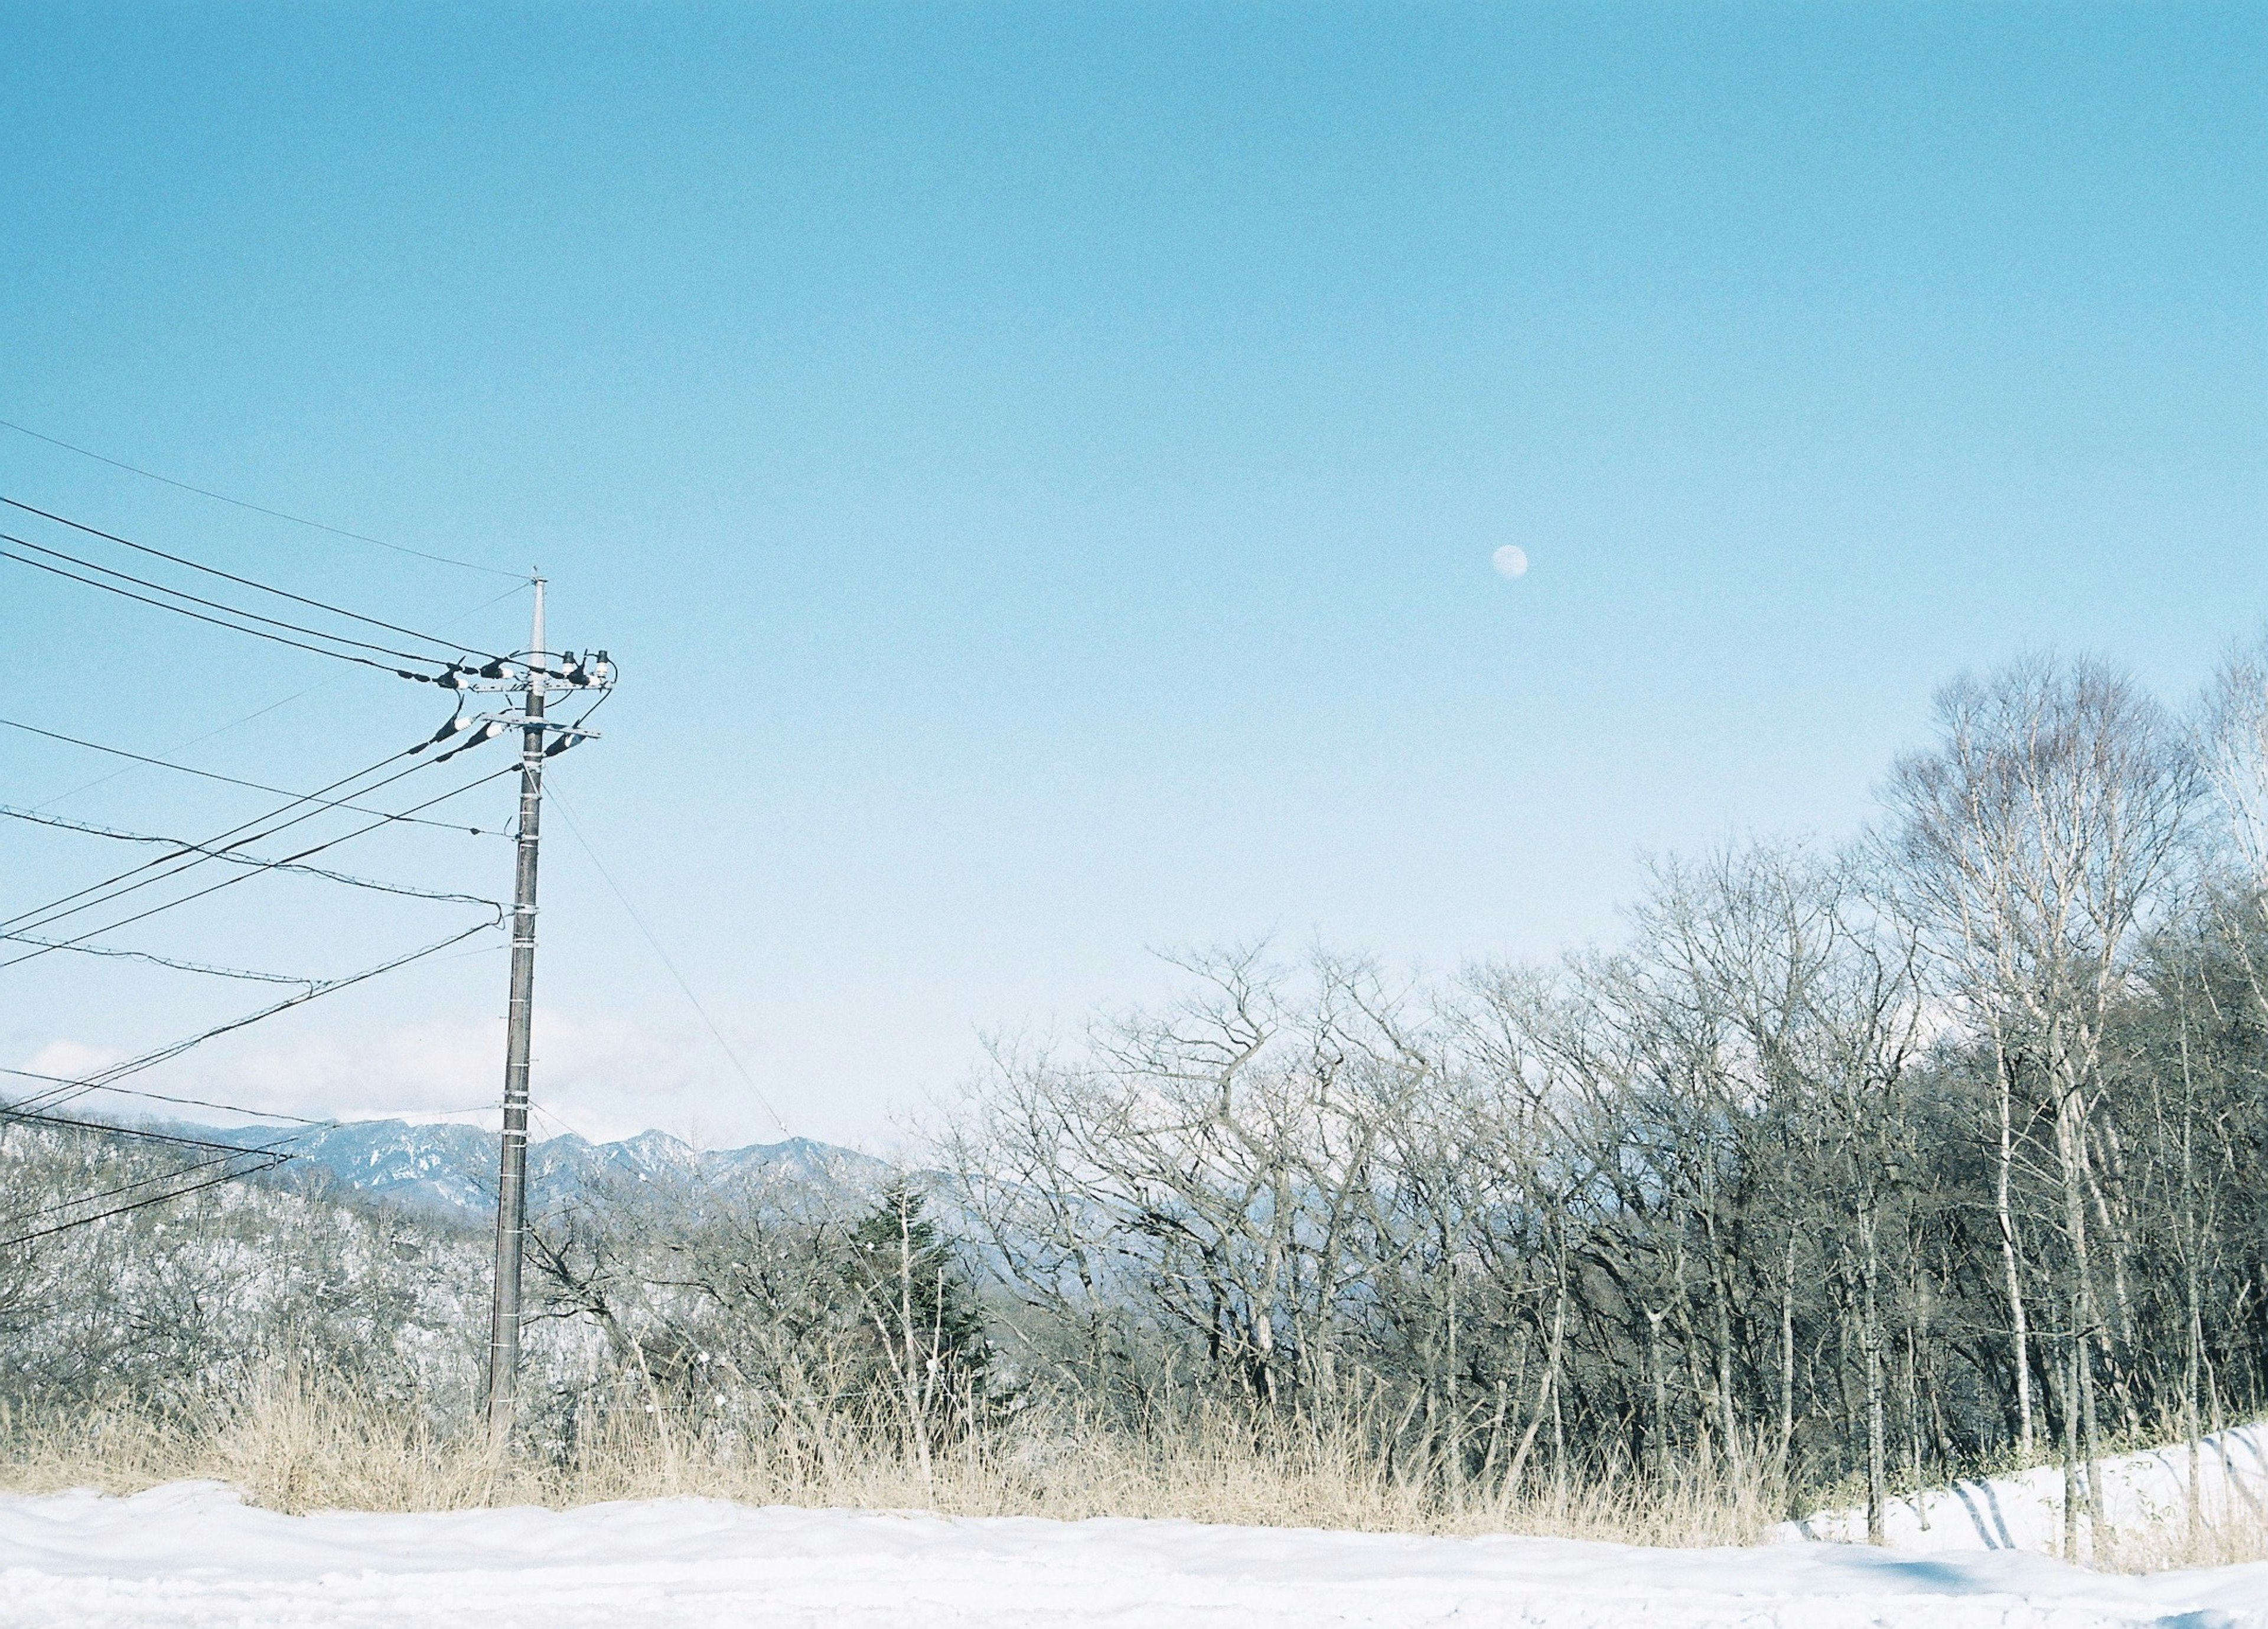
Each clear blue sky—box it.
[2,4,2262,1148]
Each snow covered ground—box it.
[1777,1425,2268,1556]
[4,1480,2267,1628]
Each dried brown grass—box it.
[10,1378,2260,1572]
[0,1369,1778,1547]
[2096,1494,2268,1573]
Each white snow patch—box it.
[1777,1425,2268,1557]
[4,1480,2266,1628]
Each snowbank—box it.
[1777,1424,2268,1556]
[4,1480,2266,1628]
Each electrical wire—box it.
[0,1101,314,1150]
[0,466,549,1240]
[0,931,314,987]
[537,678,617,760]
[548,784,791,1137]
[6,917,506,1118]
[0,542,445,680]
[0,763,515,968]
[0,455,601,1240]
[0,1138,299,1229]
[99,920,496,1100]
[0,418,523,579]
[0,526,481,670]
[0,735,435,936]
[0,716,505,836]
[0,1101,307,1244]
[33,685,330,815]
[0,1153,294,1250]
[0,803,505,909]
[0,1071,331,1126]
[28,582,529,814]
[0,733,483,939]
[428,941,507,966]
[566,680,616,733]
[80,761,511,940]
[1,497,515,663]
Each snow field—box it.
[1778,1425,2268,1556]
[4,1480,2267,1629]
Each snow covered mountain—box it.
[189,1119,885,1226]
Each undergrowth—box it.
[0,1367,1774,1547]
[5,1371,2260,1571]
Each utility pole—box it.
[483,576,546,1441]
[477,576,613,1442]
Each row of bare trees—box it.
[943,650,2268,1536]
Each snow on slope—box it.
[1778,1425,2268,1555]
[4,1482,2265,1628]
[193,1119,885,1226]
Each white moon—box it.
[1492,545,1529,579]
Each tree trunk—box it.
[898,1201,933,1489]
[2062,1335,2083,1560]
[1500,1276,1568,1506]
[1859,1211,1886,1546]
[2055,1074,2101,1546]
[1645,1304,1671,1485]
[2188,1291,2204,1553]
[1995,1040,2035,1458]
[1780,1231,1797,1484]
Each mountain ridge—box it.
[185,1118,885,1226]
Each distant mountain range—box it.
[190,1118,888,1227]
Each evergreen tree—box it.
[844,1180,991,1428]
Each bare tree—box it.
[1882,654,2197,1552]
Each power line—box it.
[0,520,617,1429]
[0,1137,298,1230]
[0,1152,295,1250]
[27,919,501,1112]
[1,496,514,663]
[0,418,522,579]
[28,582,529,814]
[0,540,445,680]
[0,739,427,936]
[1,803,506,908]
[0,716,506,835]
[561,678,617,737]
[0,734,437,936]
[33,683,331,814]
[0,772,509,1235]
[0,754,510,970]
[0,779,510,970]
[0,1101,315,1150]
[0,761,515,963]
[0,451,615,1275]
[0,524,480,669]
[0,1071,331,1127]
[0,1097,308,1248]
[6,917,505,1118]
[548,785,792,1137]
[0,931,315,987]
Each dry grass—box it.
[0,1369,1778,1548]
[0,1374,496,1514]
[9,1379,2260,1572]
[2096,1494,2268,1573]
